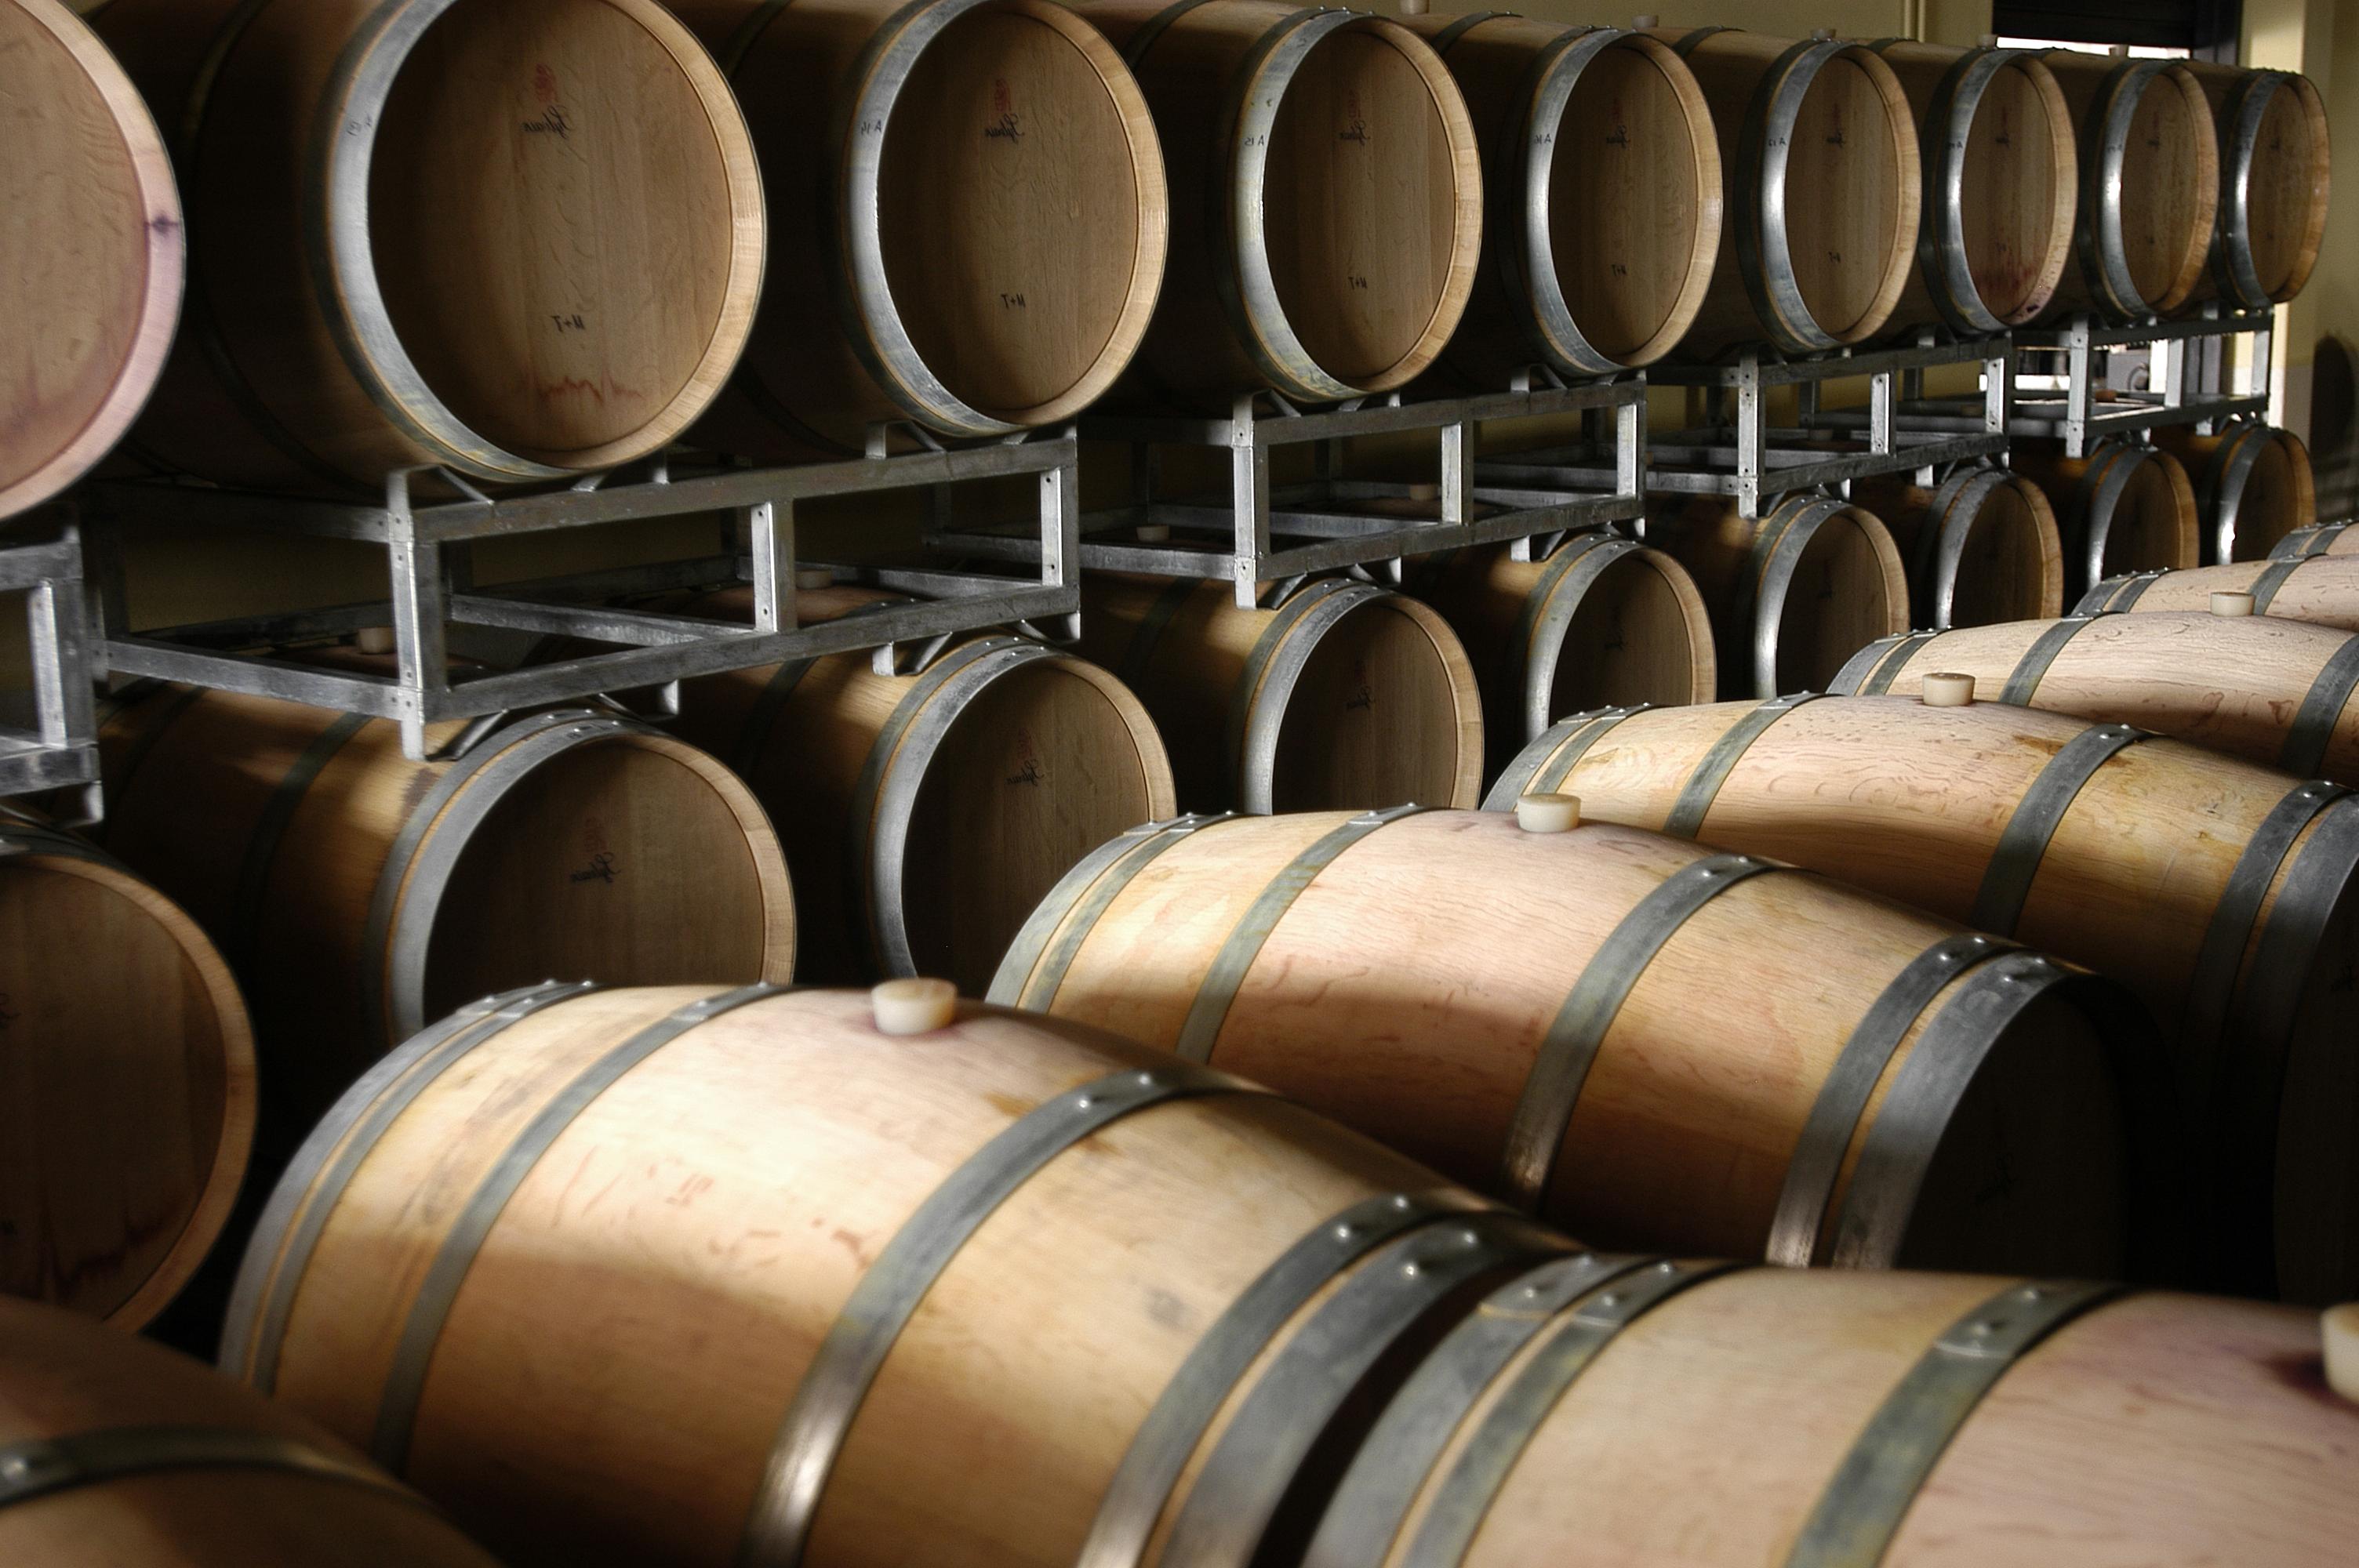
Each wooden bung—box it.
[2152,421,2317,564]
[1641,493,1910,699]
[2181,64,2330,311]
[675,0,1167,456]
[992,808,2173,1279]
[0,1297,501,1566]
[1398,16,1722,379]
[1485,693,2359,1301]
[1830,611,2359,789]
[1866,42,2079,335]
[87,0,765,490]
[1077,0,1482,405]
[1072,575,1482,815]
[1408,538,1717,779]
[2078,554,2359,633]
[1851,468,2065,630]
[2036,48,2219,320]
[2273,521,2359,561]
[2012,437,2200,601]
[0,0,181,523]
[0,813,253,1329]
[1644,27,1921,358]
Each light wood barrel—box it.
[678,0,1166,456]
[220,983,1553,1566]
[0,815,251,1328]
[1647,28,1921,358]
[1642,493,1910,699]
[1867,42,2077,335]
[0,1298,501,1566]
[89,0,764,490]
[2272,520,2359,560]
[993,808,2172,1278]
[1301,1269,2359,1568]
[1832,610,2359,787]
[1852,467,2064,629]
[0,0,180,521]
[1408,537,1716,778]
[1078,0,1481,405]
[2012,437,2200,599]
[2081,554,2359,632]
[2154,421,2317,563]
[1072,575,1482,814]
[1485,694,2359,1301]
[2037,49,2218,320]
[2184,64,2329,310]
[1401,16,1721,379]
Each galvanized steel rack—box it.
[926,378,1647,608]
[76,429,1081,760]
[0,530,101,822]
[1481,334,2014,521]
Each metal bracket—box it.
[0,527,102,819]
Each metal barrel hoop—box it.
[1663,691,1824,839]
[1514,532,1639,742]
[1479,703,1652,809]
[1505,27,1634,377]
[0,1425,429,1517]
[1227,578,1388,813]
[1733,40,1855,356]
[987,812,1238,1011]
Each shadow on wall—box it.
[2314,336,2357,520]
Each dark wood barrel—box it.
[2012,437,2201,599]
[2184,64,2330,311]
[2081,554,2359,632]
[2154,421,2317,563]
[88,0,765,490]
[1852,466,2064,629]
[2038,49,2219,320]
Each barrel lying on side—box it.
[2012,437,2200,598]
[1834,610,2359,786]
[679,0,1167,455]
[2037,49,2219,321]
[2081,554,2359,631]
[1408,537,1717,778]
[2154,421,2316,562]
[1852,467,2064,629]
[1643,494,1910,699]
[1485,694,2359,1301]
[1073,575,1483,813]
[0,0,180,521]
[994,808,2172,1278]
[2274,520,2359,559]
[2182,63,2330,312]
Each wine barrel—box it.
[0,814,251,1327]
[2037,49,2218,320]
[2183,64,2330,311]
[646,585,1175,993]
[2153,421,2316,563]
[0,0,180,522]
[1852,467,2064,629]
[993,808,2172,1277]
[220,982,1558,1566]
[0,1297,501,1566]
[1484,694,2359,1301]
[2012,437,2200,598]
[1078,0,1482,405]
[2273,520,2359,560]
[1645,27,1921,358]
[87,0,764,490]
[2083,555,2359,631]
[1300,1269,2359,1568]
[677,0,1165,456]
[1400,16,1721,379]
[1833,610,2359,786]
[1866,41,2078,335]
[1072,575,1482,814]
[1641,493,1909,699]
[1409,537,1716,778]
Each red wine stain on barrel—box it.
[533,64,558,105]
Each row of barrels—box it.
[3,0,2331,515]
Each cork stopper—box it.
[1921,672,1976,708]
[1398,0,1428,13]
[1515,793,1583,833]
[872,978,958,1036]
[354,626,396,655]
[1633,14,1659,28]
[2210,590,2256,618]
[1135,522,1172,544]
[794,568,834,592]
[1811,27,1836,40]
[2326,1304,2359,1404]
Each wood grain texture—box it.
[2153,422,2316,563]
[2014,438,2200,598]
[2180,63,2330,309]
[1852,470,2064,628]
[2089,554,2359,631]
[2038,49,2218,319]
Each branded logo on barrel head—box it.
[1347,657,1375,712]
[572,817,619,884]
[987,77,1023,141]
[533,64,558,104]
[1007,726,1042,786]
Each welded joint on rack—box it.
[873,630,956,678]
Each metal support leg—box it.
[1232,408,1271,608]
[1737,355,1766,519]
[2065,317,2095,459]
[745,500,791,633]
[1043,448,1078,591]
[1870,368,1896,456]
[1440,419,1472,531]
[385,474,449,760]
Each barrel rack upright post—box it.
[0,529,101,825]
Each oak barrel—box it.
[2153,421,2316,563]
[0,1297,501,1566]
[1485,694,2359,1300]
[1073,575,1482,813]
[1078,0,1482,405]
[1401,16,1721,379]
[220,983,1552,1566]
[1852,467,2065,629]
[1866,41,2078,335]
[2037,49,2219,321]
[2273,520,2359,560]
[0,0,180,521]
[678,0,1167,455]
[2183,64,2330,311]
[1646,28,1921,358]
[0,813,252,1328]
[993,808,2171,1277]
[88,0,765,489]
[2081,554,2359,632]
[2012,437,2200,598]
[1642,493,1910,699]
[1833,610,2359,787]
[1408,537,1716,778]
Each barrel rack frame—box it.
[927,379,1647,608]
[74,430,1082,760]
[0,530,101,822]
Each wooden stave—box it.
[2079,554,2359,633]
[2270,521,2359,560]
[2012,437,2201,600]
[2183,64,2330,311]
[2152,420,2317,564]
[0,0,183,521]
[1851,467,2065,630]
[2037,50,2219,321]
